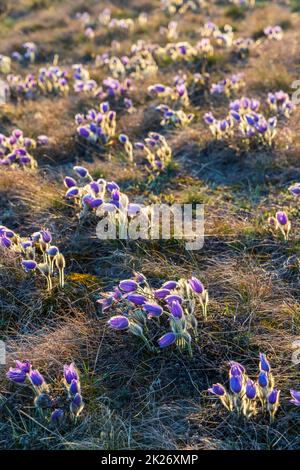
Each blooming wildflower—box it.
[245,380,257,400]
[290,389,300,406]
[51,408,64,424]
[64,363,78,385]
[189,276,204,294]
[108,315,130,330]
[230,374,243,394]
[259,353,271,373]
[158,332,177,348]
[143,303,163,318]
[208,383,226,396]
[6,367,27,383]
[70,393,84,418]
[170,300,183,319]
[74,166,89,178]
[154,288,171,299]
[289,183,300,196]
[29,369,45,387]
[258,370,268,389]
[264,26,283,41]
[21,259,37,271]
[127,293,147,305]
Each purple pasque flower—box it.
[170,300,183,319]
[203,112,215,125]
[143,303,163,318]
[51,408,64,423]
[290,389,300,406]
[40,230,52,243]
[119,279,138,293]
[47,246,59,256]
[70,392,84,415]
[154,288,171,299]
[208,383,226,396]
[158,332,177,348]
[6,367,27,383]
[162,280,177,290]
[259,353,271,373]
[165,294,183,305]
[108,315,130,330]
[64,176,77,188]
[64,363,78,385]
[127,293,147,305]
[89,198,103,209]
[21,259,37,271]
[15,360,31,373]
[276,211,288,226]
[73,166,89,178]
[229,361,245,376]
[289,183,300,196]
[29,369,45,387]
[69,378,80,395]
[189,277,204,294]
[258,370,268,388]
[37,135,49,145]
[66,187,79,198]
[268,388,280,405]
[230,374,243,394]
[245,379,257,400]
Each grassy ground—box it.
[1,0,300,450]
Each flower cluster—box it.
[268,211,291,241]
[148,80,190,108]
[38,65,69,96]
[264,26,283,41]
[156,39,214,64]
[210,73,245,98]
[204,94,291,146]
[7,361,84,423]
[155,104,194,128]
[199,22,234,48]
[75,102,116,146]
[161,0,205,15]
[209,354,280,422]
[134,132,173,175]
[0,128,47,168]
[12,42,37,64]
[72,64,101,96]
[267,91,294,118]
[97,47,158,80]
[64,165,134,220]
[0,226,65,290]
[7,65,69,98]
[99,273,209,355]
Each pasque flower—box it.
[158,332,177,348]
[108,315,130,330]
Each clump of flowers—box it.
[73,64,101,96]
[38,65,69,96]
[210,73,245,98]
[75,102,116,146]
[155,39,214,64]
[0,129,48,168]
[155,104,194,128]
[64,165,133,219]
[209,353,280,422]
[12,42,37,64]
[264,26,283,41]
[204,92,293,147]
[7,73,37,99]
[107,18,134,35]
[161,0,205,15]
[0,226,65,290]
[134,132,173,175]
[268,211,291,241]
[98,273,209,355]
[148,80,190,108]
[7,361,84,422]
[267,91,294,118]
[97,46,158,80]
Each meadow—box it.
[1,0,300,451]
